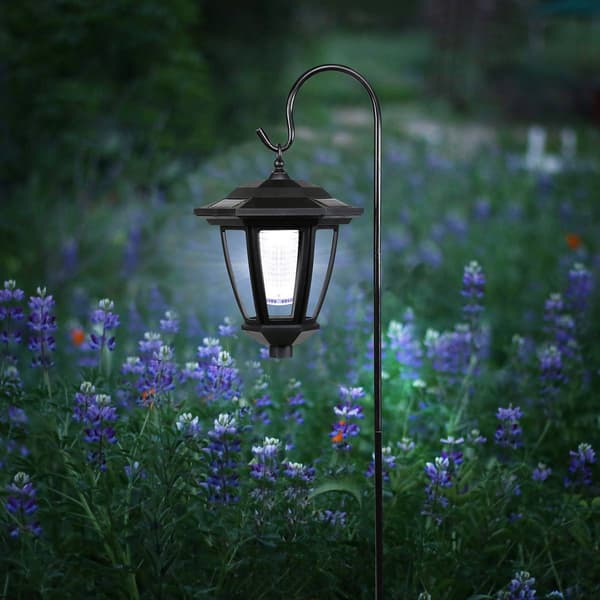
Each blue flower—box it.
[494,405,524,450]
[539,345,565,399]
[175,412,201,438]
[5,472,42,538]
[566,263,592,316]
[201,413,241,504]
[27,287,57,369]
[249,436,281,482]
[159,310,179,334]
[330,385,365,450]
[89,298,120,352]
[80,393,118,471]
[461,260,486,317]
[422,456,453,524]
[0,280,25,352]
[425,325,472,382]
[565,442,595,488]
[365,446,397,481]
[387,315,423,380]
[497,571,537,600]
[532,462,552,482]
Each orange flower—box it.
[566,233,582,250]
[70,327,86,347]
[141,388,156,408]
[331,420,346,444]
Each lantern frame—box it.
[195,164,362,357]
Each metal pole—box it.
[256,64,383,600]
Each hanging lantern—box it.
[195,155,362,357]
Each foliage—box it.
[1,114,600,597]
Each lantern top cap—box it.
[194,168,363,223]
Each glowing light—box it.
[259,230,299,305]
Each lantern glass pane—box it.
[223,229,255,319]
[258,229,299,317]
[306,228,335,318]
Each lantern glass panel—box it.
[222,229,255,319]
[258,229,299,317]
[306,228,336,318]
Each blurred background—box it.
[1,0,599,362]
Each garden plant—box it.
[1,121,599,599]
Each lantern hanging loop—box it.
[256,63,380,155]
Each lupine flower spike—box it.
[27,287,57,370]
[330,386,365,451]
[0,280,25,364]
[5,472,42,538]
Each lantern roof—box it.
[194,167,363,225]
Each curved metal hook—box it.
[256,63,381,154]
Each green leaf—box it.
[308,480,363,507]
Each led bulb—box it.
[259,230,299,305]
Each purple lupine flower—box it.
[467,429,487,445]
[27,287,57,369]
[544,293,564,332]
[398,436,416,453]
[138,331,163,356]
[283,461,316,483]
[440,435,464,469]
[319,510,347,527]
[180,361,203,383]
[175,412,201,438]
[83,393,118,470]
[532,462,552,482]
[473,197,492,220]
[197,337,222,364]
[121,356,145,376]
[72,381,96,422]
[201,413,241,504]
[461,260,486,317]
[5,472,42,538]
[0,365,23,401]
[159,310,179,335]
[89,298,120,353]
[494,405,524,450]
[565,442,595,488]
[566,263,592,316]
[138,345,178,407]
[330,386,365,451]
[422,456,453,524]
[388,316,423,380]
[539,345,565,399]
[218,317,236,337]
[249,436,281,482]
[497,571,537,600]
[124,461,146,481]
[282,461,316,518]
[284,382,306,425]
[196,350,241,403]
[253,393,272,425]
[553,315,578,359]
[0,280,25,353]
[425,325,472,382]
[366,446,397,481]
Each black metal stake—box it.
[256,64,383,600]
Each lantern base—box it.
[269,345,293,359]
[241,321,319,357]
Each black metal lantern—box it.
[195,154,363,358]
